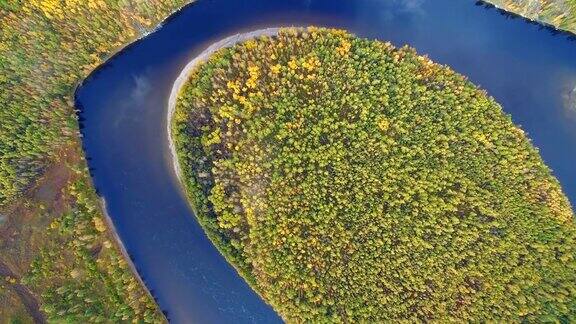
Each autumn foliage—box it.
[0,0,189,206]
[173,27,576,322]
[0,0,190,322]
[484,0,576,35]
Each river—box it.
[75,0,576,322]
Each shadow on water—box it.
[74,0,576,322]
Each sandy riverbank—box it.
[166,27,282,183]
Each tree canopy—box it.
[0,0,187,206]
[173,27,576,322]
[484,0,576,35]
[0,0,190,321]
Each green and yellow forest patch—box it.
[172,27,576,322]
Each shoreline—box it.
[167,27,283,183]
[74,2,195,93]
[72,4,197,323]
[478,0,576,37]
[99,198,163,320]
[165,27,292,315]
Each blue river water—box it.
[75,0,576,322]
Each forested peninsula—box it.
[0,1,191,322]
[483,0,576,35]
[172,27,576,322]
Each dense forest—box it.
[1,0,575,321]
[0,0,190,322]
[172,27,576,322]
[484,0,576,34]
[0,0,186,205]
[21,164,162,322]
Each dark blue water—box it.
[75,0,576,322]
